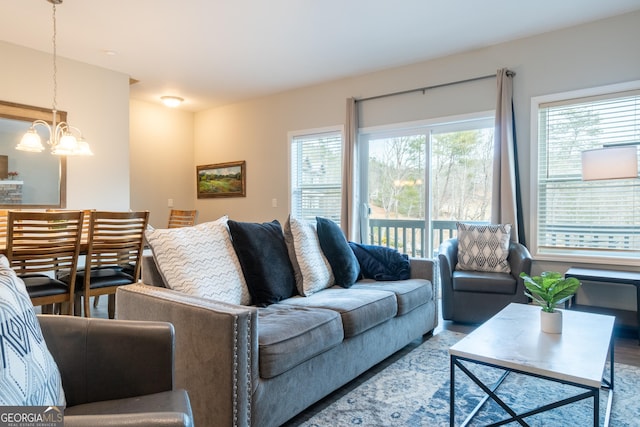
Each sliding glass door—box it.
[359,114,494,257]
[361,130,427,256]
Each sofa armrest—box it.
[116,283,258,427]
[437,238,458,319]
[508,241,533,295]
[508,241,532,277]
[437,238,458,277]
[408,257,435,283]
[38,315,174,407]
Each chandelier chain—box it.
[52,3,57,112]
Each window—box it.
[290,128,343,223]
[531,82,640,265]
[359,113,494,257]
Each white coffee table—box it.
[449,303,615,427]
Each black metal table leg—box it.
[603,336,615,427]
[450,354,455,427]
[450,354,613,427]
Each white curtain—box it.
[491,68,524,244]
[341,97,359,240]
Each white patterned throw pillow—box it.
[0,256,66,406]
[456,223,512,273]
[145,217,251,305]
[284,216,334,296]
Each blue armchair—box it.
[438,238,532,324]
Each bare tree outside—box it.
[366,124,494,255]
[368,135,426,219]
[431,129,493,221]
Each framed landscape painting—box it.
[197,161,246,198]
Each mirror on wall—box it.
[0,101,66,208]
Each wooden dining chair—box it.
[167,209,198,228]
[6,210,83,315]
[64,210,149,318]
[47,209,102,309]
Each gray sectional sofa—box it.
[117,255,437,427]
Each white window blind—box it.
[291,130,342,223]
[536,88,640,261]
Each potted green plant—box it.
[520,271,581,333]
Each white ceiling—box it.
[1,0,639,112]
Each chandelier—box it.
[16,0,93,156]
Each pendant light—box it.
[16,0,93,156]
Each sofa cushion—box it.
[315,217,360,288]
[352,278,432,316]
[280,288,397,338]
[456,223,512,273]
[145,217,251,305]
[283,216,334,296]
[453,270,517,294]
[228,220,297,307]
[257,305,343,379]
[0,256,66,406]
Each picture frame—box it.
[197,160,246,198]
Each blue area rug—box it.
[285,330,640,426]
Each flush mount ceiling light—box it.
[16,0,93,156]
[161,96,184,108]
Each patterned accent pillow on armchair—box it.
[456,223,512,273]
[0,256,66,406]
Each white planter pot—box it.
[540,309,563,334]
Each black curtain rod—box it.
[356,70,515,103]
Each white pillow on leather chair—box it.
[456,222,512,273]
[0,255,66,406]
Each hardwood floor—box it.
[616,335,640,366]
[86,295,109,319]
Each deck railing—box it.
[367,219,488,257]
[368,219,640,257]
[540,224,640,250]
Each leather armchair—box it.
[38,315,193,427]
[438,238,532,324]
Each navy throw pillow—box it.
[315,217,360,288]
[227,220,297,306]
[348,242,411,281]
